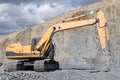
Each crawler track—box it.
[4,59,59,72]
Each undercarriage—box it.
[4,59,59,72]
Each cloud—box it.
[0,0,70,5]
[0,0,100,36]
[0,2,74,35]
[69,0,100,7]
[0,0,39,4]
[0,0,100,6]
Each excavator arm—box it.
[97,10,110,51]
[36,10,110,56]
[35,19,97,53]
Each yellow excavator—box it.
[5,10,110,72]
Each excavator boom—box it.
[35,19,97,50]
[36,10,110,53]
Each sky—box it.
[0,0,100,36]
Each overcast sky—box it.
[0,0,100,36]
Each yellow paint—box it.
[6,10,110,59]
[97,10,110,49]
[6,43,22,53]
[64,14,85,22]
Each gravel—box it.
[0,67,120,80]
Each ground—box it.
[0,67,120,80]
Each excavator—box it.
[5,10,110,72]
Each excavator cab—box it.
[31,37,40,51]
[31,37,55,59]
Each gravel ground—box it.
[0,67,120,80]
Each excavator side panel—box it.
[6,43,41,59]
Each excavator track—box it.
[34,60,45,71]
[34,59,59,72]
[4,59,59,72]
[4,60,18,72]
